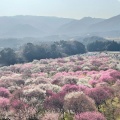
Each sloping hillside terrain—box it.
[0,52,120,119]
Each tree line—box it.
[87,40,120,52]
[0,40,120,66]
[0,40,86,66]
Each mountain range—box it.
[0,14,120,38]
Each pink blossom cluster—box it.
[0,53,119,119]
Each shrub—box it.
[0,97,10,109]
[64,92,96,114]
[44,91,66,112]
[85,87,112,105]
[11,99,27,112]
[61,84,79,93]
[41,112,60,120]
[74,112,106,120]
[110,70,120,79]
[0,87,11,98]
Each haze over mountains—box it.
[0,16,74,38]
[56,17,104,35]
[0,14,120,38]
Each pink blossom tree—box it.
[0,87,11,98]
[74,112,106,120]
[64,92,96,114]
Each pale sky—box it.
[0,0,120,19]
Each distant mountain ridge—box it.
[89,15,120,32]
[0,15,74,37]
[0,15,120,38]
[56,17,104,35]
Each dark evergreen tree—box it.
[0,48,17,65]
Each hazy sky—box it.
[0,0,120,19]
